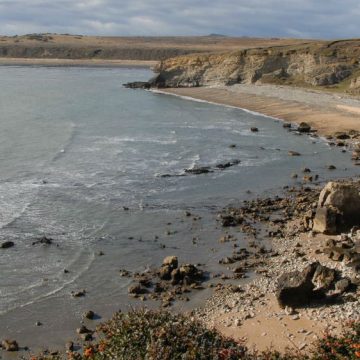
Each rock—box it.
[35,321,42,326]
[335,278,350,294]
[250,127,259,132]
[1,339,19,351]
[80,333,93,341]
[76,325,93,334]
[128,284,148,295]
[159,265,172,280]
[170,268,181,285]
[71,290,86,298]
[334,132,350,140]
[184,166,212,175]
[283,123,291,128]
[0,241,14,249]
[123,81,151,89]
[32,236,53,246]
[276,262,330,308]
[312,265,336,289]
[328,165,336,170]
[298,122,311,133]
[83,310,95,320]
[288,151,301,156]
[313,182,360,234]
[215,160,241,170]
[162,256,178,269]
[65,341,74,351]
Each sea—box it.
[0,66,358,351]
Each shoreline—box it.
[158,85,360,137]
[1,78,359,357]
[0,58,157,68]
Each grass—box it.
[29,310,360,360]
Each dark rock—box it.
[288,151,301,156]
[215,159,241,170]
[159,265,172,280]
[83,310,95,320]
[1,339,19,352]
[71,290,86,298]
[80,333,93,341]
[76,325,93,335]
[250,127,259,132]
[298,122,311,133]
[65,341,74,351]
[328,165,336,170]
[220,214,243,227]
[170,268,181,285]
[334,132,350,140]
[32,236,53,246]
[128,284,148,295]
[283,122,291,128]
[276,262,330,308]
[0,241,14,249]
[184,166,212,175]
[123,81,151,89]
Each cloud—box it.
[0,0,359,39]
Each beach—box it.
[160,84,360,137]
[153,83,360,352]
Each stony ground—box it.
[193,183,360,352]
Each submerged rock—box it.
[184,166,212,175]
[0,241,14,249]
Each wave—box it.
[92,135,177,145]
[0,249,95,315]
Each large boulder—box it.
[276,262,338,308]
[313,182,360,234]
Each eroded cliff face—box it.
[151,40,360,92]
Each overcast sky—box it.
[0,0,359,39]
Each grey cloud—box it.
[0,0,359,38]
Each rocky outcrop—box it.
[144,40,360,91]
[313,182,360,234]
[276,262,348,308]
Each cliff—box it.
[150,39,360,94]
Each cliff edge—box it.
[147,39,360,94]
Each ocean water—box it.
[0,66,358,349]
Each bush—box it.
[31,311,360,360]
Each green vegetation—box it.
[31,310,360,360]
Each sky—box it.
[0,0,359,39]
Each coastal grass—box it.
[31,310,360,360]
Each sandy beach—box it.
[155,84,360,353]
[161,84,360,136]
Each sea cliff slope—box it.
[150,39,360,94]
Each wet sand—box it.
[161,84,360,136]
